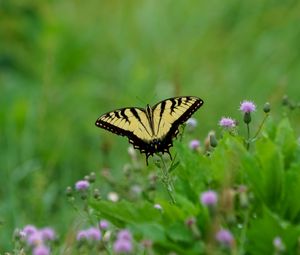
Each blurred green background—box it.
[1,0,299,250]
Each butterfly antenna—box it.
[166,150,172,161]
[145,154,150,166]
[136,92,158,105]
[135,96,146,106]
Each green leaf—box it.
[210,134,246,186]
[281,162,300,222]
[166,222,193,243]
[247,207,300,255]
[254,138,284,209]
[130,223,166,242]
[275,118,297,168]
[174,141,210,193]
[169,160,180,173]
[90,200,161,226]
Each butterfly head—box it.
[150,138,161,150]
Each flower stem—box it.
[251,113,269,141]
[238,209,249,255]
[158,154,176,204]
[246,123,250,150]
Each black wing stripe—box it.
[170,98,176,114]
[114,111,120,118]
[130,108,152,137]
[159,100,166,117]
[120,109,130,123]
[177,97,182,106]
[156,100,166,135]
[130,108,141,122]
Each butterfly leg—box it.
[145,153,150,165]
[165,150,172,160]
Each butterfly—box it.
[95,96,204,164]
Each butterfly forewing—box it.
[95,107,153,142]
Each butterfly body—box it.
[95,96,204,164]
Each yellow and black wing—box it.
[95,107,154,153]
[152,96,203,148]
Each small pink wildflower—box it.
[216,229,234,247]
[75,180,90,191]
[113,238,133,254]
[76,230,88,241]
[200,190,218,206]
[117,229,132,241]
[40,227,56,241]
[99,220,109,230]
[33,245,50,255]
[219,117,236,128]
[23,225,37,236]
[189,140,200,150]
[86,227,101,240]
[27,231,43,246]
[239,100,256,113]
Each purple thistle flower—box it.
[33,245,50,255]
[23,225,37,236]
[99,220,109,230]
[86,227,101,241]
[40,227,56,241]
[117,229,132,241]
[75,180,90,191]
[76,230,88,241]
[113,238,133,254]
[216,229,234,247]
[200,190,218,206]
[219,117,236,128]
[189,139,201,150]
[239,100,256,113]
[27,231,43,246]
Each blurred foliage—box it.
[91,118,300,254]
[0,0,300,251]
